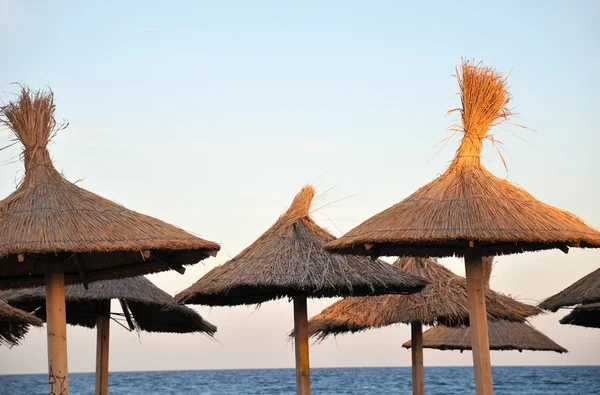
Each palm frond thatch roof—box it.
[402,320,567,353]
[559,302,600,329]
[325,60,600,258]
[3,277,216,335]
[0,299,42,347]
[304,257,541,339]
[0,87,220,289]
[176,186,427,306]
[539,268,600,312]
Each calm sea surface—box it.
[1,366,598,394]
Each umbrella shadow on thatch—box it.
[0,299,42,347]
[402,321,567,353]
[3,276,216,335]
[302,257,541,341]
[559,303,600,329]
[176,185,428,395]
[539,267,600,312]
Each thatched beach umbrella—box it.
[324,60,600,394]
[0,87,220,394]
[403,260,566,354]
[402,320,567,353]
[303,257,541,394]
[176,186,428,395]
[3,276,215,394]
[539,267,600,312]
[0,299,42,347]
[559,303,600,328]
[539,268,600,329]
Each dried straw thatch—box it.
[304,257,541,340]
[402,321,567,353]
[3,277,216,335]
[325,61,600,258]
[0,87,220,289]
[539,268,600,312]
[559,303,600,329]
[176,186,427,306]
[0,299,42,347]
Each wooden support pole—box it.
[465,250,494,395]
[45,262,69,395]
[410,321,425,395]
[95,300,111,395]
[293,296,311,395]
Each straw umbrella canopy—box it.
[305,257,540,340]
[0,87,220,394]
[323,60,600,395]
[402,321,567,353]
[3,276,215,394]
[559,303,600,329]
[3,277,216,334]
[539,267,600,312]
[539,267,600,329]
[0,299,42,347]
[303,256,541,394]
[176,185,428,395]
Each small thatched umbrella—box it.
[303,256,541,394]
[0,299,42,347]
[3,276,215,394]
[539,267,600,330]
[0,87,220,394]
[539,267,600,312]
[559,302,600,328]
[403,261,566,354]
[324,60,600,394]
[402,321,567,353]
[176,185,428,395]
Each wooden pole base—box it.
[410,321,425,395]
[465,251,494,395]
[293,296,311,395]
[95,300,111,395]
[45,262,69,395]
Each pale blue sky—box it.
[0,1,599,374]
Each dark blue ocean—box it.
[1,366,598,394]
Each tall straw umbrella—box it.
[559,303,600,328]
[3,276,216,394]
[176,186,428,395]
[402,320,567,353]
[539,267,600,329]
[0,87,220,394]
[303,256,541,394]
[0,299,42,347]
[324,60,600,394]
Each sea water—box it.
[0,366,598,394]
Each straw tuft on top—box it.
[0,87,220,289]
[539,267,600,312]
[449,60,512,167]
[0,299,42,347]
[303,257,541,340]
[176,186,428,306]
[402,320,567,353]
[325,60,600,258]
[4,276,216,335]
